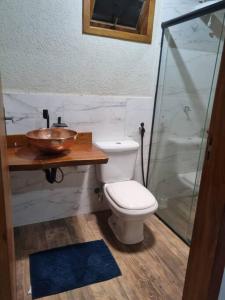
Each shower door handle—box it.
[206,136,213,160]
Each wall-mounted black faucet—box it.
[43,110,68,129]
[52,116,68,128]
[43,109,50,128]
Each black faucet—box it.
[43,109,50,128]
[52,116,68,128]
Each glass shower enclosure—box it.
[147,2,225,243]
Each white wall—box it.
[0,0,201,226]
[0,0,199,96]
[0,0,161,96]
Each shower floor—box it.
[157,195,198,242]
[14,210,189,299]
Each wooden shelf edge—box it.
[9,158,108,171]
[7,133,108,171]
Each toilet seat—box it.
[103,180,158,244]
[105,180,157,211]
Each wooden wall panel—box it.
[0,77,16,299]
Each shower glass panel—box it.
[148,7,225,243]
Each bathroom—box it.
[0,0,225,299]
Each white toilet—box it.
[95,140,158,245]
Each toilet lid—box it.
[106,180,157,210]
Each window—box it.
[83,0,156,43]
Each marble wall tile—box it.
[63,96,127,141]
[124,97,154,183]
[11,166,108,225]
[4,92,65,133]
[4,92,153,226]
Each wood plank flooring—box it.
[14,211,189,300]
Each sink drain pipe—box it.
[44,167,64,184]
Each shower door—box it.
[147,5,225,243]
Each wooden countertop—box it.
[7,132,108,171]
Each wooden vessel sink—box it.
[26,128,77,154]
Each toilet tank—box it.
[95,140,139,184]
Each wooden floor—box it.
[14,211,189,300]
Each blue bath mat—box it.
[29,239,121,299]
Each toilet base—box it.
[108,213,144,245]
